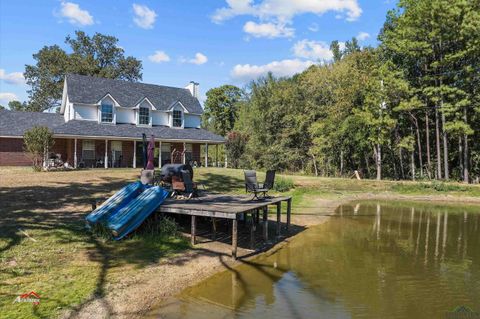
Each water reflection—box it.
[148,201,480,319]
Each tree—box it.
[225,131,248,169]
[202,85,242,136]
[24,31,142,112]
[344,37,361,56]
[23,126,55,171]
[0,105,4,110]
[7,100,29,111]
[330,40,343,62]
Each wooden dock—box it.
[157,195,292,259]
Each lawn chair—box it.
[245,170,274,200]
[260,170,276,195]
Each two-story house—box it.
[0,74,224,167]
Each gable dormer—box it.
[134,97,155,126]
[96,94,119,124]
[167,101,188,128]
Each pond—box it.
[147,201,480,319]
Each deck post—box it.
[74,138,78,168]
[212,218,217,240]
[276,202,281,238]
[205,143,208,167]
[286,198,291,233]
[104,139,108,169]
[191,215,196,245]
[232,219,238,259]
[133,140,136,168]
[158,141,162,169]
[250,212,256,250]
[263,206,268,241]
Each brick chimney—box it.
[185,81,199,98]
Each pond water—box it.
[147,201,480,319]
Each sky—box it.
[0,0,397,107]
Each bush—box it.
[274,177,294,192]
[23,126,54,170]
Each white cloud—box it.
[231,59,315,82]
[182,53,208,65]
[59,2,94,26]
[148,51,170,63]
[243,21,294,38]
[308,23,319,32]
[132,4,157,29]
[356,31,370,41]
[292,40,333,61]
[212,0,362,23]
[0,92,18,105]
[0,69,25,85]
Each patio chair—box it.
[259,170,276,194]
[245,170,272,200]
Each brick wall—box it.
[171,142,184,164]
[0,138,31,166]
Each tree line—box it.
[203,0,480,182]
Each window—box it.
[139,107,150,125]
[111,141,123,167]
[101,103,113,123]
[173,110,182,127]
[161,143,171,166]
[82,140,95,160]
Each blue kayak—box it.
[107,186,169,240]
[85,181,145,227]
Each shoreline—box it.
[63,193,480,319]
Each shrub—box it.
[23,126,54,171]
[274,177,294,192]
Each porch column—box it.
[158,141,162,169]
[104,139,108,169]
[182,142,186,164]
[133,140,136,168]
[204,143,208,167]
[74,138,78,168]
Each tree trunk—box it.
[459,136,463,180]
[463,107,469,183]
[399,148,405,179]
[411,150,415,181]
[435,106,442,179]
[340,150,344,177]
[311,154,318,177]
[425,111,432,179]
[441,104,449,180]
[411,114,423,178]
[375,144,382,181]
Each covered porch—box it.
[62,137,224,169]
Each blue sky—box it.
[0,0,396,107]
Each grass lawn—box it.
[1,167,479,318]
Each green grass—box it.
[2,167,480,318]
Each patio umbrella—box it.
[146,135,155,170]
[142,133,148,169]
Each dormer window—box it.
[139,106,150,125]
[101,103,113,123]
[173,110,182,127]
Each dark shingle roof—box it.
[0,109,65,136]
[0,110,224,143]
[66,74,203,114]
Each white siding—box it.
[184,114,201,128]
[116,108,135,123]
[74,104,98,121]
[152,111,169,126]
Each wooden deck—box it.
[157,195,292,259]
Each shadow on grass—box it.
[197,172,244,193]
